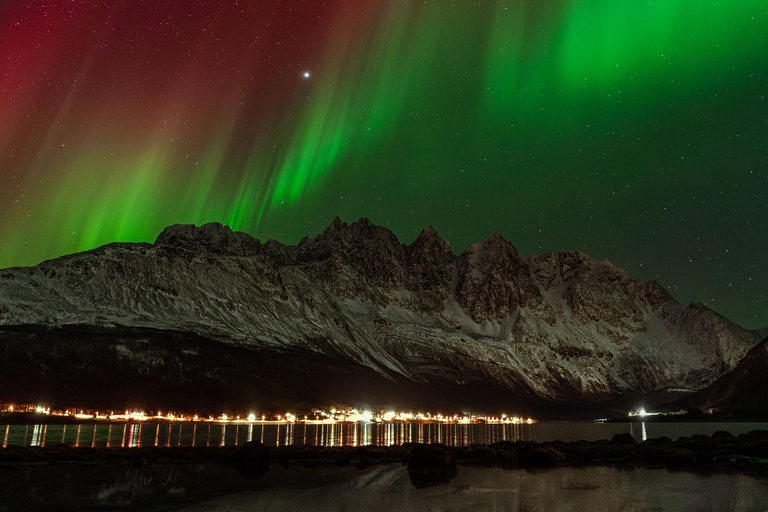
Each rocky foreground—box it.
[2,432,768,511]
[0,218,764,416]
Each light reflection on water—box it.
[0,421,533,448]
[2,421,768,449]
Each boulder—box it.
[611,433,637,445]
[229,441,270,478]
[407,443,457,489]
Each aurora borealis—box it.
[1,1,766,328]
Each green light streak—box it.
[1,0,766,327]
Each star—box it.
[0,0,764,330]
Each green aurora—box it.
[1,0,766,327]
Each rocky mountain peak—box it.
[419,225,440,238]
[347,217,400,244]
[299,217,402,261]
[408,226,453,258]
[317,217,389,240]
[154,222,261,256]
[296,218,407,299]
[642,280,673,311]
[458,231,522,273]
[0,217,762,410]
[326,215,346,233]
[453,232,542,322]
[488,231,505,243]
[403,226,455,309]
[262,238,298,266]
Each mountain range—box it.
[0,218,763,418]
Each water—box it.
[3,421,768,448]
[181,465,768,512]
[3,456,767,511]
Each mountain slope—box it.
[0,218,761,411]
[669,336,768,417]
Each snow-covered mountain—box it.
[669,335,768,418]
[0,218,761,412]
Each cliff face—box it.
[0,218,761,408]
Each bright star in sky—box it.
[0,0,765,329]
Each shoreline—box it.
[3,434,767,511]
[3,430,768,472]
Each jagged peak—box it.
[410,225,450,248]
[532,249,590,261]
[349,217,397,239]
[556,249,591,263]
[352,217,374,227]
[153,222,261,256]
[144,221,681,321]
[459,231,519,260]
[298,217,346,251]
[264,238,287,248]
[533,250,625,276]
[154,222,228,244]
[406,226,455,267]
[296,217,405,266]
[420,225,439,237]
[315,217,400,244]
[642,280,674,310]
[483,231,515,251]
[325,216,347,234]
[262,238,297,265]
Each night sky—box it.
[1,1,766,329]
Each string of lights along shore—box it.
[1,1,765,328]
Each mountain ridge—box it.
[668,335,768,418]
[0,218,761,413]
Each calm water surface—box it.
[3,421,768,448]
[180,465,768,512]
